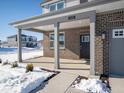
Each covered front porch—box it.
[10,4,96,75]
[23,57,90,76]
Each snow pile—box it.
[74,79,111,93]
[0,48,43,63]
[0,47,42,54]
[0,64,53,93]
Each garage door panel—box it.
[110,29,124,76]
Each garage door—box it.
[110,29,124,76]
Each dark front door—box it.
[80,34,90,59]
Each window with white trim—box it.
[113,29,124,38]
[49,3,56,11]
[49,1,64,12]
[49,32,65,49]
[57,1,64,10]
[81,35,90,42]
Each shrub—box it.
[11,62,18,68]
[26,63,34,72]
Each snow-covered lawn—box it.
[74,79,111,93]
[0,47,43,63]
[0,64,53,93]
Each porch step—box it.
[33,72,78,93]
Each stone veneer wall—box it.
[43,27,90,60]
[95,8,124,75]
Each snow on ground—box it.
[0,47,43,63]
[0,64,53,93]
[74,79,111,93]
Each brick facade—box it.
[43,27,90,60]
[95,8,124,75]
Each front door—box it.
[80,34,90,59]
[110,29,124,76]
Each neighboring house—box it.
[7,34,37,47]
[10,0,124,76]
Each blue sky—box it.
[0,0,43,41]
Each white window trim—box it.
[49,32,65,49]
[113,29,124,38]
[49,1,65,12]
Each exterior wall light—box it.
[102,32,105,39]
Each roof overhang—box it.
[30,19,90,32]
[9,0,123,32]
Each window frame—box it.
[49,32,65,49]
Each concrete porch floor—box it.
[23,57,90,77]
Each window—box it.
[49,33,54,48]
[57,2,64,10]
[49,1,64,12]
[49,4,56,11]
[113,29,124,38]
[49,32,65,49]
[59,33,65,48]
[81,35,90,42]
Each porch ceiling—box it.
[33,19,90,32]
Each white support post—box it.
[54,23,60,69]
[17,29,22,62]
[90,16,96,75]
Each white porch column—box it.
[17,29,22,62]
[90,16,96,75]
[54,22,60,69]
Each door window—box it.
[113,29,124,38]
[81,35,90,42]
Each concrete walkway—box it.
[33,72,79,93]
[66,87,86,93]
[110,76,124,93]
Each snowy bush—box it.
[26,64,34,72]
[11,62,18,68]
